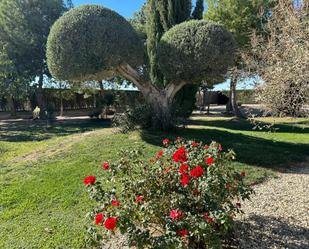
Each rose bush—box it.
[84,138,253,248]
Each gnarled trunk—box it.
[117,63,187,130]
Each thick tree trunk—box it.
[226,69,243,118]
[6,95,16,118]
[117,63,187,130]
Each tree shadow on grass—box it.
[0,118,111,142]
[232,215,309,249]
[140,127,309,169]
[188,118,309,134]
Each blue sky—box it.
[73,0,145,17]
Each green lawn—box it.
[0,117,308,248]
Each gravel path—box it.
[235,167,309,249]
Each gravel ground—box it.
[235,167,309,249]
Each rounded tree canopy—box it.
[158,20,236,84]
[47,5,144,81]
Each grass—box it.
[0,116,308,248]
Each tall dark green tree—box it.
[192,0,204,20]
[146,0,192,86]
[0,0,66,116]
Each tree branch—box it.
[165,81,187,99]
[116,63,148,91]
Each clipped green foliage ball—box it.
[158,20,236,84]
[47,5,144,81]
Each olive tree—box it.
[47,4,236,130]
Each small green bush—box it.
[83,138,252,248]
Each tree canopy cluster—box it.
[47,2,236,129]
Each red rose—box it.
[102,162,109,170]
[170,210,184,220]
[180,173,190,186]
[206,157,214,166]
[190,166,204,178]
[172,147,187,163]
[135,195,143,203]
[95,213,104,225]
[179,164,189,174]
[240,171,246,177]
[163,138,170,145]
[176,229,188,237]
[83,176,96,185]
[111,200,120,206]
[191,141,199,147]
[204,145,209,149]
[204,213,215,223]
[156,151,163,159]
[104,217,117,230]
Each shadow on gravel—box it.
[234,215,309,249]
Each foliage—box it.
[243,0,309,117]
[84,139,253,248]
[47,5,143,82]
[0,0,65,77]
[171,85,198,119]
[204,0,275,117]
[0,43,32,110]
[158,20,236,84]
[145,0,192,86]
[112,103,153,133]
[205,0,275,48]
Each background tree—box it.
[47,2,236,130]
[244,0,309,117]
[0,43,31,117]
[205,0,275,117]
[0,0,66,117]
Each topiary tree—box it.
[47,3,236,130]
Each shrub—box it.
[83,138,253,248]
[158,20,236,84]
[112,103,152,133]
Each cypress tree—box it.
[192,0,205,20]
[146,0,191,86]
